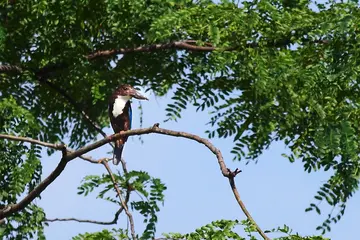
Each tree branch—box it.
[0,64,22,73]
[86,38,330,61]
[0,124,269,240]
[86,40,237,60]
[0,133,101,164]
[229,175,270,240]
[101,160,137,240]
[0,134,65,150]
[45,208,122,225]
[0,143,68,220]
[0,38,331,74]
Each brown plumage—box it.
[108,84,147,165]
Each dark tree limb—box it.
[0,134,101,164]
[86,38,329,60]
[0,143,68,220]
[45,208,123,225]
[0,40,228,74]
[86,40,238,60]
[0,134,66,150]
[0,124,270,240]
[0,38,331,74]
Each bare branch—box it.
[101,160,137,240]
[0,134,65,150]
[62,123,233,176]
[0,124,269,239]
[0,133,102,164]
[45,208,122,225]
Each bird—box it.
[108,84,148,165]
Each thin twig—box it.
[0,133,101,164]
[118,155,132,235]
[45,208,122,225]
[229,175,270,240]
[44,157,131,226]
[101,161,137,240]
[0,134,65,150]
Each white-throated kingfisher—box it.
[108,84,148,165]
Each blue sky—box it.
[39,92,359,240]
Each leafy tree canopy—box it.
[1,0,360,239]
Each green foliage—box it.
[71,220,327,240]
[131,176,166,239]
[0,25,5,52]
[162,220,328,240]
[72,228,129,240]
[2,0,360,237]
[154,0,360,230]
[266,224,330,240]
[163,219,245,240]
[77,170,166,239]
[0,97,45,239]
[1,204,46,240]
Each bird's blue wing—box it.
[128,104,132,129]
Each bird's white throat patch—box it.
[112,95,131,117]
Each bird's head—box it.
[114,84,148,100]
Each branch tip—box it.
[225,168,242,178]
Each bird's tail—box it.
[113,144,124,165]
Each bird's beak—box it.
[130,89,148,100]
